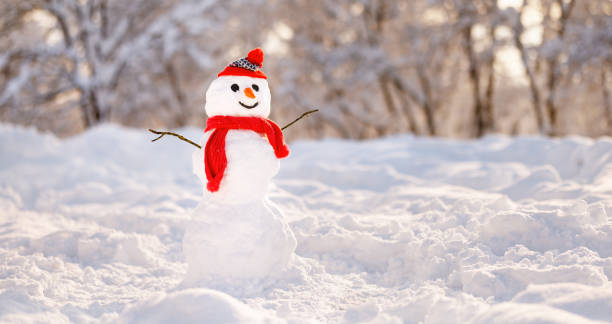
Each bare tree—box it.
[543,0,576,136]
[456,0,500,137]
[0,0,248,134]
[602,64,611,135]
[2,0,610,139]
[512,0,545,133]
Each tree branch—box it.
[148,129,202,149]
[281,109,319,131]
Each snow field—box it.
[0,123,611,323]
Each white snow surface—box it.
[0,123,611,323]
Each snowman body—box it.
[184,130,295,284]
[192,130,279,203]
[182,192,295,284]
[182,53,296,286]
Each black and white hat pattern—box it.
[229,57,260,71]
[218,48,267,79]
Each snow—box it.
[118,289,281,324]
[0,123,611,323]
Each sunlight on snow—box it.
[24,9,63,45]
[497,0,545,85]
[263,22,294,55]
[499,0,544,46]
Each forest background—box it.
[1,0,611,140]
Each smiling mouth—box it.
[239,101,259,109]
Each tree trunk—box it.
[166,61,188,126]
[393,85,419,135]
[415,68,436,136]
[484,26,496,132]
[513,3,544,133]
[378,76,399,134]
[462,24,486,137]
[545,65,559,135]
[602,66,611,136]
[390,72,436,136]
[545,0,576,136]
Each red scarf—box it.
[204,115,290,192]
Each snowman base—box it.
[182,197,297,290]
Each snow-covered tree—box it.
[0,0,272,135]
[509,0,612,136]
[1,0,609,138]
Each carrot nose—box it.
[244,88,256,99]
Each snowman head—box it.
[205,49,271,118]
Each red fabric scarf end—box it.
[207,180,221,192]
[275,145,289,159]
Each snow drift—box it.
[0,123,611,323]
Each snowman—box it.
[183,48,297,288]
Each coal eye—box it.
[231,84,239,92]
[252,84,259,91]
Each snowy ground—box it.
[1,123,611,323]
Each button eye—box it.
[231,84,239,92]
[252,84,259,91]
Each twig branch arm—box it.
[148,129,201,149]
[281,109,319,131]
[148,109,318,148]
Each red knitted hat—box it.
[218,48,267,79]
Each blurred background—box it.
[0,0,610,140]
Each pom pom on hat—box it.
[247,48,264,67]
[218,48,267,79]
